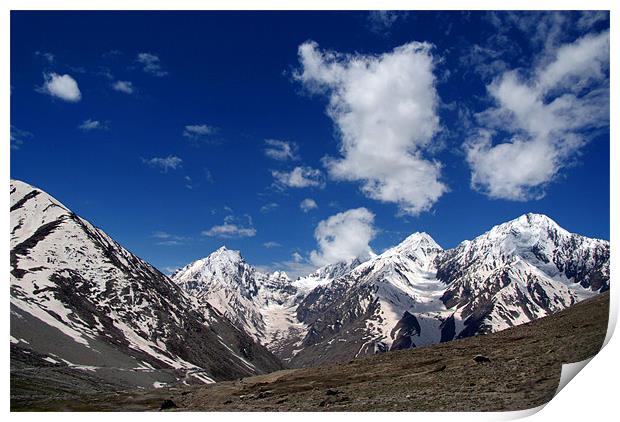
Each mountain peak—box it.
[396,231,442,252]
[490,213,566,239]
[209,246,243,262]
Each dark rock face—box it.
[10,180,283,388]
[390,312,421,351]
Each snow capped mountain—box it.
[17,176,605,377]
[173,247,305,357]
[173,248,367,360]
[10,180,282,388]
[289,215,609,367]
[173,215,608,367]
[435,213,609,338]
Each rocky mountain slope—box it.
[10,180,283,389]
[172,250,364,359]
[291,214,608,366]
[12,291,609,411]
[175,214,609,367]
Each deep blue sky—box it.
[10,11,610,276]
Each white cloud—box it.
[203,214,256,238]
[465,30,609,200]
[263,241,281,248]
[300,198,318,212]
[136,53,167,76]
[78,119,108,131]
[264,139,299,161]
[202,223,256,238]
[294,41,446,216]
[272,166,325,189]
[112,80,134,94]
[310,207,376,267]
[39,73,81,102]
[291,251,304,263]
[183,124,216,141]
[142,155,183,172]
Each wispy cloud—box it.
[38,73,81,102]
[202,224,256,238]
[136,52,168,77]
[366,11,408,35]
[78,119,108,131]
[263,241,282,248]
[152,231,189,246]
[10,126,33,150]
[183,124,217,142]
[260,202,279,213]
[112,80,134,94]
[264,139,299,161]
[272,166,325,189]
[202,215,256,238]
[142,155,183,172]
[34,51,55,63]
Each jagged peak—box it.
[401,231,442,247]
[208,246,243,262]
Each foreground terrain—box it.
[11,291,609,411]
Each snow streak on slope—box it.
[290,216,608,366]
[10,180,282,387]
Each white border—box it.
[2,1,617,420]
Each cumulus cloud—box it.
[300,198,318,212]
[294,41,446,215]
[39,73,81,102]
[136,52,168,76]
[465,30,609,200]
[112,80,134,94]
[309,208,376,267]
[264,139,299,161]
[142,155,183,172]
[272,166,325,189]
[78,119,108,131]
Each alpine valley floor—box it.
[11,290,609,412]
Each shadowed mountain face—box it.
[174,215,609,368]
[10,180,283,389]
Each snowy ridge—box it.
[173,214,608,366]
[10,179,282,387]
[287,215,608,366]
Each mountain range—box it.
[10,179,610,386]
